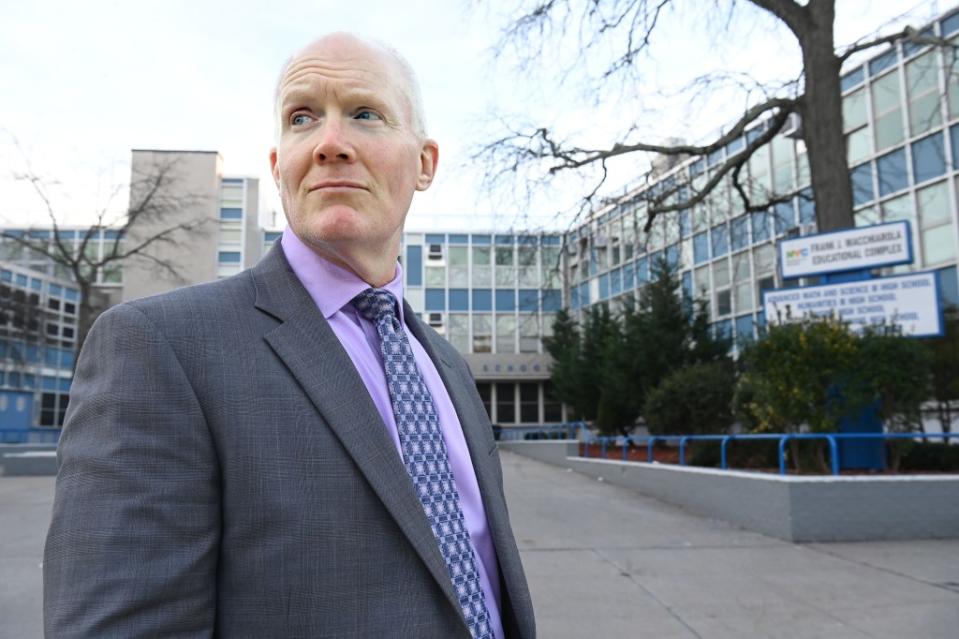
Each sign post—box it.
[765,221,941,471]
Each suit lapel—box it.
[250,246,466,624]
[405,304,536,639]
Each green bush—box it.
[895,441,959,472]
[644,362,735,436]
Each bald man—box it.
[43,34,535,638]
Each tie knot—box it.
[351,288,399,325]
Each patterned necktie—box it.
[351,288,493,639]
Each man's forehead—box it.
[282,35,396,85]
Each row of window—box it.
[420,234,562,246]
[0,270,79,300]
[436,311,556,354]
[423,288,562,313]
[0,342,75,369]
[475,381,563,425]
[0,371,71,392]
[851,127,957,206]
[407,244,562,289]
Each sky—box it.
[0,0,945,234]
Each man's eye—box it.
[354,109,382,121]
[290,113,313,126]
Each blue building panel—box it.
[448,288,469,311]
[542,290,562,312]
[912,132,946,184]
[495,289,516,311]
[472,289,492,311]
[425,288,446,311]
[518,289,538,312]
[406,245,423,286]
[876,148,908,196]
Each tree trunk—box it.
[797,0,856,231]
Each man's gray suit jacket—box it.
[43,243,536,638]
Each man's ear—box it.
[269,148,280,186]
[415,139,439,191]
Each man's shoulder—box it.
[98,269,257,333]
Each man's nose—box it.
[312,118,354,163]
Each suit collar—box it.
[251,243,468,629]
[253,243,533,637]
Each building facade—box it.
[6,7,959,428]
[565,7,959,350]
[0,263,78,427]
[0,150,261,426]
[401,231,566,426]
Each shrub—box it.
[644,362,735,436]
[895,441,959,472]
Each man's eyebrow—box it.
[279,87,393,112]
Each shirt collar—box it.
[281,226,406,323]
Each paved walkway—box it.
[3,453,958,638]
[502,451,959,639]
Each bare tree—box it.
[477,0,953,233]
[1,150,213,359]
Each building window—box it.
[850,162,874,207]
[518,314,539,353]
[519,383,539,423]
[843,87,871,165]
[905,50,942,136]
[693,232,710,265]
[711,225,729,258]
[427,243,443,261]
[447,313,469,353]
[219,207,243,220]
[472,247,492,286]
[922,180,955,266]
[713,259,731,317]
[477,382,492,418]
[425,266,445,287]
[495,247,515,287]
[495,315,516,353]
[876,147,908,196]
[218,251,241,264]
[448,246,469,287]
[496,383,515,423]
[472,314,492,353]
[735,314,755,345]
[912,132,946,184]
[774,201,796,234]
[517,246,538,287]
[730,216,749,252]
[871,69,904,152]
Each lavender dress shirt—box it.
[281,229,504,638]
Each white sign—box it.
[779,221,912,278]
[763,272,942,337]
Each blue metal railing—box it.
[496,421,588,442]
[0,428,62,444]
[582,432,959,475]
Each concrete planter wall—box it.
[0,444,58,477]
[499,441,959,542]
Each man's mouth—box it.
[308,180,367,192]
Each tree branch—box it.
[748,0,808,39]
[838,25,954,63]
